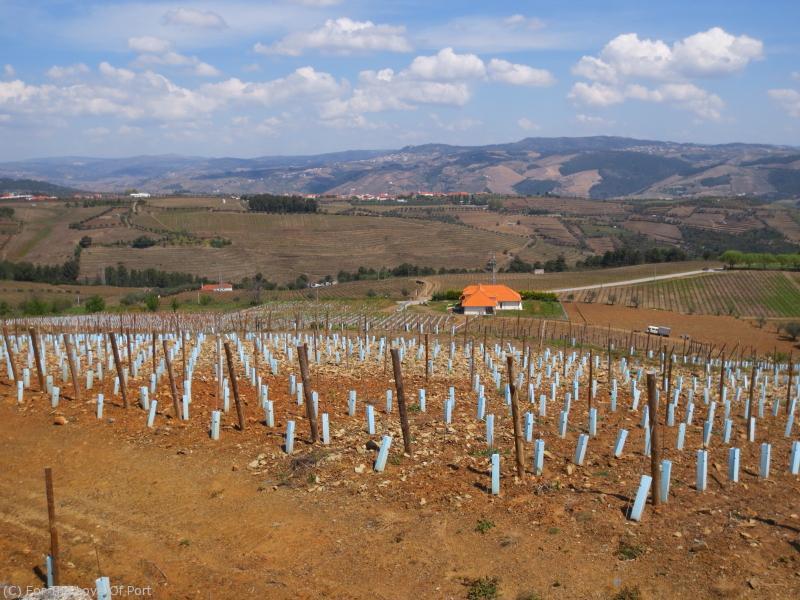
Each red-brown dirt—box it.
[1,333,799,599]
[564,303,797,355]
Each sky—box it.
[0,0,798,160]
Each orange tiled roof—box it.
[201,283,232,291]
[460,284,521,307]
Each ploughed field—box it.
[1,309,799,599]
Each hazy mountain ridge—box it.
[0,137,798,199]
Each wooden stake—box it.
[390,348,412,455]
[28,327,45,391]
[469,339,475,386]
[646,373,661,507]
[162,339,180,419]
[44,467,60,586]
[297,343,319,443]
[506,355,525,479]
[223,341,245,431]
[108,332,128,409]
[125,328,133,377]
[62,334,81,402]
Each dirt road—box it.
[547,269,718,294]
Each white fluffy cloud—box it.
[0,66,343,124]
[407,48,485,80]
[3,65,14,78]
[322,48,553,120]
[568,82,624,106]
[768,89,800,118]
[322,69,470,119]
[128,36,220,77]
[128,36,171,54]
[671,28,763,77]
[570,27,761,119]
[203,67,343,107]
[574,28,762,83]
[134,52,221,77]
[46,63,90,79]
[569,80,724,120]
[256,18,411,56]
[99,62,135,83]
[488,58,554,86]
[163,8,228,30]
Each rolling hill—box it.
[0,136,798,199]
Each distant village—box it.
[0,190,485,203]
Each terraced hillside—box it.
[81,211,562,283]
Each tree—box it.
[79,236,93,248]
[144,293,160,312]
[783,321,800,341]
[131,236,156,249]
[170,297,180,312]
[84,295,105,313]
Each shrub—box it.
[131,235,156,249]
[84,295,105,313]
[432,289,461,301]
[466,577,499,600]
[475,519,495,534]
[783,321,800,341]
[19,297,48,316]
[144,293,160,312]
[519,290,557,302]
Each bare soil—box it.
[1,334,799,599]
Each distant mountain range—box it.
[1,136,799,199]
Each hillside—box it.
[0,137,798,199]
[0,177,80,196]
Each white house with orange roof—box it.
[459,284,522,315]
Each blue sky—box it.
[0,0,798,160]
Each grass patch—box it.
[617,540,645,561]
[469,447,509,458]
[611,586,642,600]
[475,519,496,534]
[466,577,499,600]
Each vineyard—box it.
[81,211,544,283]
[564,270,800,318]
[427,261,717,295]
[1,304,799,598]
